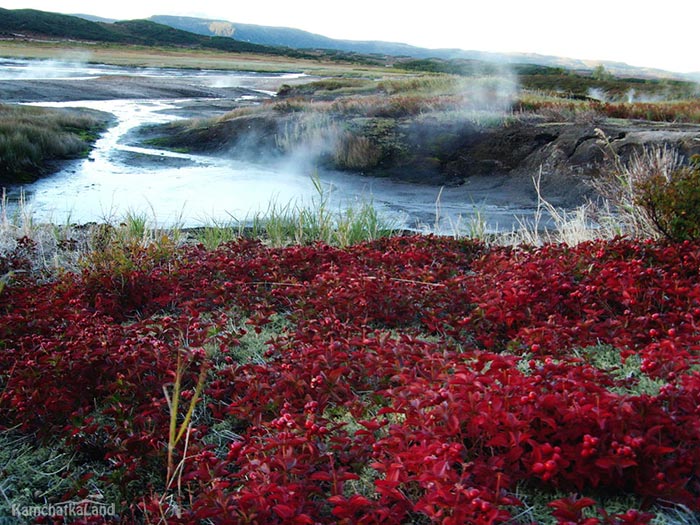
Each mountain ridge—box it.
[0,8,313,58]
[1,7,696,81]
[147,14,699,81]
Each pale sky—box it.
[1,1,698,73]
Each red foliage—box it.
[1,236,699,523]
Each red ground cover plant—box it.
[0,235,698,523]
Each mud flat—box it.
[0,73,309,103]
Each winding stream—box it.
[3,60,539,233]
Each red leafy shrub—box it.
[0,236,37,284]
[1,235,699,523]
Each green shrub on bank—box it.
[637,155,700,241]
[590,133,700,242]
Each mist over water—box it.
[14,97,325,226]
[0,57,115,80]
[458,66,519,113]
[0,58,307,88]
[3,60,539,233]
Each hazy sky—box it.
[1,1,698,73]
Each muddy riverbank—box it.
[5,59,700,231]
[143,109,700,208]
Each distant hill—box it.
[149,14,690,80]
[0,8,304,56]
[149,15,438,58]
[2,8,694,81]
[0,8,120,42]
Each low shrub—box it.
[590,136,681,239]
[515,94,700,124]
[1,235,700,523]
[636,156,700,241]
[601,100,700,124]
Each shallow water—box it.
[3,60,540,233]
[0,57,305,87]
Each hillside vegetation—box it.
[400,60,700,101]
[0,8,381,64]
[0,8,302,56]
[148,14,456,60]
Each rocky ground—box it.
[442,117,700,206]
[141,109,700,208]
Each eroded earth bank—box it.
[5,71,700,211]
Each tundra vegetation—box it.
[2,202,700,524]
[1,45,700,524]
[0,104,110,183]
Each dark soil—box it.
[142,111,700,207]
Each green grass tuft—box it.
[0,104,110,183]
